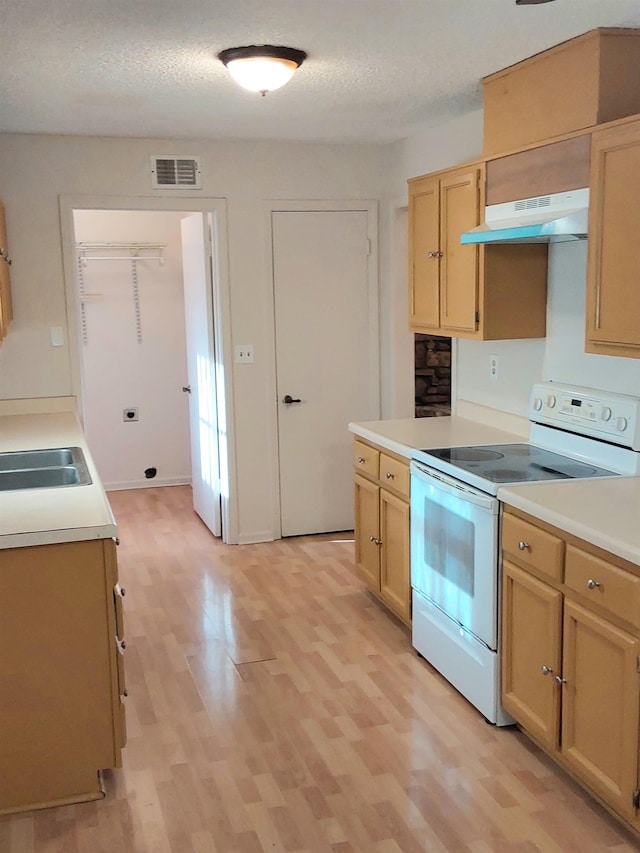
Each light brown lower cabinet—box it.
[353,439,411,626]
[502,508,640,831]
[0,538,127,814]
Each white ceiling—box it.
[2,0,640,145]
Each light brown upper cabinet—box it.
[408,164,548,340]
[482,29,640,157]
[0,200,13,340]
[586,117,640,358]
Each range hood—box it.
[460,188,589,245]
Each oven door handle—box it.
[411,463,498,512]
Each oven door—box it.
[410,460,499,649]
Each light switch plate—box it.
[235,344,254,363]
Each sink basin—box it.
[0,447,92,491]
[0,447,79,471]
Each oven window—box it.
[424,502,475,596]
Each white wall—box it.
[73,209,191,489]
[0,132,390,542]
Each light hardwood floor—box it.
[1,485,638,853]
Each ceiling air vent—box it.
[151,156,202,190]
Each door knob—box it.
[283,395,301,404]
[182,385,191,393]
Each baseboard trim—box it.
[105,477,191,492]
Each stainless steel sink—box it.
[0,447,92,491]
[0,447,80,471]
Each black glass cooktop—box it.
[419,443,617,484]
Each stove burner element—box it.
[481,468,533,482]
[435,447,505,463]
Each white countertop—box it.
[499,477,640,568]
[349,415,527,459]
[0,411,117,549]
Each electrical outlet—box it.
[123,408,139,422]
[234,344,254,363]
[489,354,499,382]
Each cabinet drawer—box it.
[502,514,564,582]
[378,453,409,498]
[565,546,640,630]
[353,440,379,477]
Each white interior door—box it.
[181,213,222,537]
[272,208,378,537]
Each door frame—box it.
[58,194,238,544]
[264,199,380,539]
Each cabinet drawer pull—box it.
[555,675,567,686]
[385,472,395,480]
[518,541,530,551]
[541,665,553,676]
[357,456,366,464]
[586,578,601,590]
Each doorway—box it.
[269,203,380,537]
[60,195,237,544]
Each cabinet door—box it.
[502,561,562,751]
[409,177,440,331]
[354,473,380,591]
[586,120,640,357]
[439,167,480,334]
[0,200,13,339]
[561,600,640,820]
[379,489,410,624]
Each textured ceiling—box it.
[1,0,640,144]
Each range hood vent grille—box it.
[514,196,551,212]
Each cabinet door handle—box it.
[587,578,601,590]
[518,541,530,551]
[555,675,567,686]
[116,637,126,655]
[369,536,382,546]
[385,472,395,480]
[114,583,126,598]
[541,665,553,676]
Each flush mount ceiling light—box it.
[217,45,307,96]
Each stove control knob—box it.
[546,394,557,409]
[601,406,612,422]
[616,416,628,432]
[533,397,543,411]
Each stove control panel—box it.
[529,383,640,450]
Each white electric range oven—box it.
[410,382,640,725]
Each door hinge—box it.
[633,788,640,810]
[637,655,640,673]
[475,310,480,325]
[366,238,372,256]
